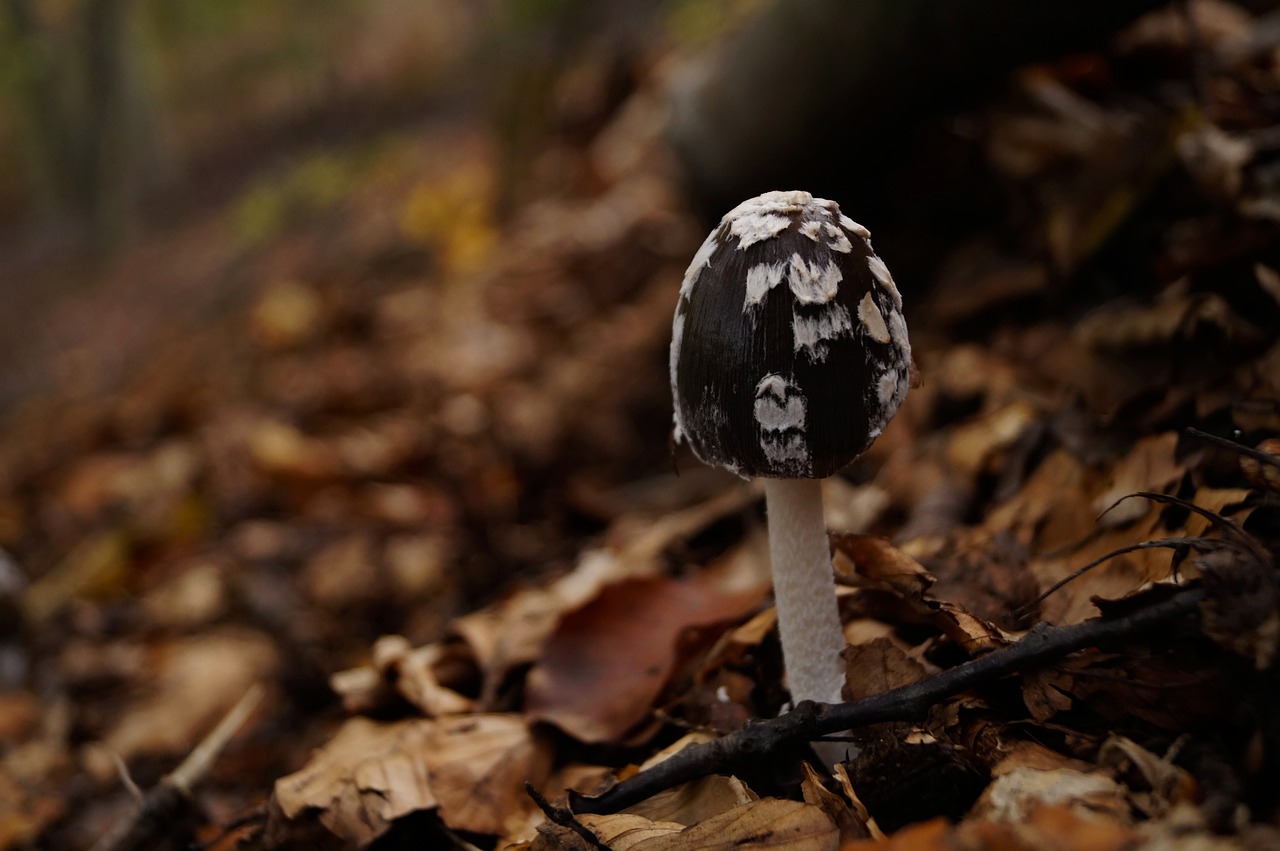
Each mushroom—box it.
[670,190,911,710]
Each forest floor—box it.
[1,3,1280,850]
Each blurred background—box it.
[3,0,1280,847]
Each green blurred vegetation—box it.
[0,0,756,249]
[0,0,486,246]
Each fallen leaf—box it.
[1240,437,1280,493]
[972,767,1130,825]
[1096,735,1196,816]
[842,638,929,703]
[96,629,277,763]
[835,536,1009,654]
[1076,288,1264,352]
[455,487,758,707]
[801,762,872,842]
[580,798,838,851]
[1092,433,1184,527]
[273,717,437,847]
[623,773,756,826]
[392,642,476,717]
[1020,667,1077,723]
[525,572,767,742]
[424,714,551,837]
[832,535,934,603]
[946,400,1040,479]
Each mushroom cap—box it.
[670,190,911,479]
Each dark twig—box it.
[91,686,264,851]
[1123,492,1265,557]
[526,782,612,850]
[1185,427,1280,471]
[1012,535,1221,621]
[570,584,1207,815]
[1012,490,1252,626]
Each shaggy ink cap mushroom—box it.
[671,190,911,479]
[670,190,911,716]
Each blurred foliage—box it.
[0,0,746,242]
[662,0,765,45]
[399,164,498,277]
[0,0,489,243]
[232,150,361,247]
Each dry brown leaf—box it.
[661,798,839,850]
[1029,507,1173,626]
[1180,487,1255,539]
[842,638,929,703]
[392,642,476,717]
[972,767,1130,825]
[623,773,756,826]
[801,763,872,842]
[1030,549,1160,627]
[94,629,276,764]
[573,813,686,850]
[835,536,1009,654]
[946,401,1039,479]
[833,535,934,602]
[142,558,228,628]
[926,242,1051,326]
[843,802,1142,850]
[1076,288,1264,351]
[454,487,758,706]
[699,608,779,677]
[989,740,1092,777]
[525,572,767,742]
[1020,668,1076,723]
[833,763,885,839]
[983,449,1090,551]
[423,714,551,837]
[823,478,891,535]
[1240,438,1280,492]
[333,636,477,717]
[1092,433,1184,527]
[273,717,436,847]
[1097,735,1196,817]
[582,798,839,851]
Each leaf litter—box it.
[3,3,1280,850]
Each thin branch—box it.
[1012,535,1226,621]
[526,782,612,850]
[91,685,265,851]
[569,585,1206,815]
[1184,427,1280,471]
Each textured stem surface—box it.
[764,477,845,705]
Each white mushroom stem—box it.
[764,477,846,706]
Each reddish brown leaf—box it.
[525,574,767,743]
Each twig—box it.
[1010,490,1265,621]
[1184,427,1280,471]
[526,782,612,850]
[91,685,265,851]
[570,585,1206,815]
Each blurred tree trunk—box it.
[668,0,1170,219]
[4,0,159,250]
[5,0,77,218]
